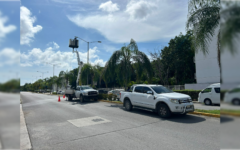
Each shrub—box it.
[173,90,201,101]
[108,94,113,101]
[113,95,117,101]
[52,92,57,95]
[103,94,108,100]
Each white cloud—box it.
[0,11,16,40]
[0,48,20,66]
[20,6,43,45]
[20,43,106,70]
[47,41,60,49]
[68,0,188,43]
[125,0,157,20]
[99,1,120,13]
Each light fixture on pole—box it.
[37,71,48,79]
[46,62,61,77]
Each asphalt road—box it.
[21,92,219,150]
[193,102,220,110]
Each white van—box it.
[198,83,220,105]
[224,85,240,105]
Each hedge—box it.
[98,93,118,101]
[173,90,201,101]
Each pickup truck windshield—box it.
[150,86,173,94]
[81,86,93,90]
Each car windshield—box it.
[150,86,173,94]
[81,86,92,90]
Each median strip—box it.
[98,100,221,118]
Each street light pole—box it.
[37,71,48,79]
[78,37,101,85]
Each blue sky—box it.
[1,0,189,85]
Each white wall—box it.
[194,26,220,84]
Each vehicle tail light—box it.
[120,93,121,99]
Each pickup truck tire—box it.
[68,95,72,101]
[124,99,133,111]
[157,104,171,118]
[80,95,84,103]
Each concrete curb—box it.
[20,104,32,150]
[98,100,220,118]
[221,112,240,117]
[188,112,220,118]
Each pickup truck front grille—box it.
[178,99,191,103]
[88,91,98,95]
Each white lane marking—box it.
[68,116,111,127]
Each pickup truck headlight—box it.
[83,92,88,96]
[170,99,179,104]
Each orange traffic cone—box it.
[63,95,65,98]
[58,96,61,102]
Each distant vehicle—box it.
[112,89,125,100]
[57,91,64,94]
[98,90,108,94]
[224,85,240,105]
[120,84,194,118]
[65,85,98,103]
[198,83,220,105]
[108,90,113,94]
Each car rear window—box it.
[150,86,172,94]
[134,86,143,93]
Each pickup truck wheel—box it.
[124,99,133,111]
[80,95,84,103]
[68,95,72,101]
[158,104,171,118]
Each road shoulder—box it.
[20,104,32,150]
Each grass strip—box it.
[194,109,220,115]
[221,109,240,114]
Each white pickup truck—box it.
[65,85,98,103]
[120,84,194,118]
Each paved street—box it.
[21,92,219,150]
[193,102,220,110]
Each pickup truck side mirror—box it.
[147,91,153,95]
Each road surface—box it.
[21,92,219,150]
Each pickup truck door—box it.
[141,87,155,109]
[132,86,144,106]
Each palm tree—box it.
[80,64,102,87]
[104,39,153,90]
[186,0,220,54]
[187,0,240,66]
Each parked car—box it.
[198,83,220,105]
[120,84,194,118]
[98,90,108,94]
[112,89,125,100]
[57,91,62,94]
[224,85,240,105]
[108,90,114,94]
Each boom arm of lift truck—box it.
[73,50,83,86]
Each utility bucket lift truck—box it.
[65,37,99,103]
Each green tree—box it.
[104,39,153,90]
